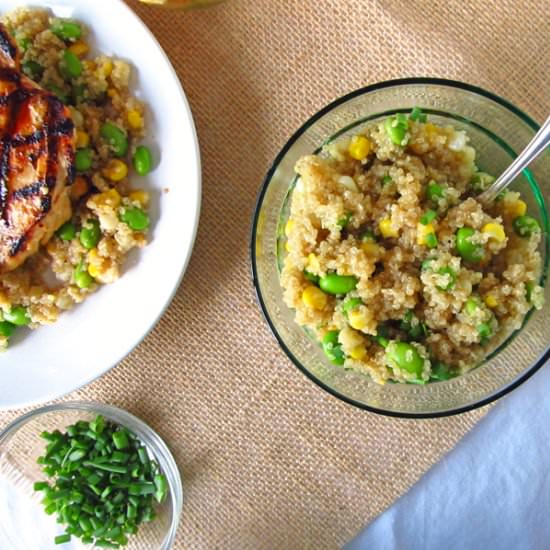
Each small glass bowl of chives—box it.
[0,402,182,549]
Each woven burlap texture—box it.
[1,0,549,548]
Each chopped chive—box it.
[382,175,392,186]
[55,534,71,544]
[34,481,49,491]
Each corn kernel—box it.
[76,130,90,149]
[349,345,367,360]
[484,294,498,308]
[302,286,327,310]
[481,222,506,242]
[98,60,113,78]
[285,219,295,237]
[107,87,118,99]
[68,40,89,58]
[70,176,89,200]
[95,188,121,208]
[88,248,101,265]
[348,135,371,161]
[307,253,320,272]
[129,190,150,207]
[285,241,291,253]
[102,160,128,182]
[127,109,144,130]
[503,199,527,218]
[348,309,368,331]
[416,222,436,245]
[361,241,382,257]
[379,218,398,238]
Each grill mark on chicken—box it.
[0,30,17,66]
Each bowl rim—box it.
[250,76,550,419]
[0,401,183,548]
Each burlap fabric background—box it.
[1,0,549,548]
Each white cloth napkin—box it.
[344,364,550,550]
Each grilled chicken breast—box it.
[0,24,75,273]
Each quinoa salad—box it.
[0,8,155,348]
[281,108,545,384]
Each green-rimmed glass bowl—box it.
[251,78,550,418]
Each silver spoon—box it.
[479,115,550,203]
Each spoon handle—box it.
[480,115,550,203]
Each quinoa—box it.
[0,8,153,348]
[281,112,545,384]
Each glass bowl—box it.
[251,78,550,418]
[0,402,183,549]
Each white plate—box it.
[0,0,201,409]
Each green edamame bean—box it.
[322,331,345,366]
[80,219,101,249]
[51,20,82,41]
[400,310,426,340]
[384,116,408,146]
[386,341,424,377]
[4,306,30,326]
[426,182,444,203]
[455,227,484,262]
[465,296,482,315]
[319,274,358,295]
[512,215,540,238]
[120,207,150,232]
[425,233,438,249]
[22,60,44,80]
[133,146,153,176]
[430,361,453,381]
[60,50,82,79]
[0,321,15,338]
[435,267,457,291]
[409,107,427,123]
[477,322,492,342]
[57,222,76,241]
[100,122,129,158]
[421,257,436,271]
[303,270,319,284]
[525,282,534,303]
[74,268,93,289]
[75,148,93,172]
[342,297,363,316]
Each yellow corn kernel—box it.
[127,109,144,130]
[88,264,100,278]
[285,219,295,237]
[416,222,435,245]
[361,241,382,257]
[504,199,527,218]
[129,190,150,207]
[107,87,118,99]
[95,188,121,208]
[484,294,498,308]
[68,40,89,58]
[70,176,89,200]
[379,218,398,238]
[307,253,320,272]
[348,309,368,331]
[348,135,371,161]
[349,345,367,360]
[102,160,128,182]
[88,248,101,265]
[285,241,291,253]
[481,222,506,242]
[302,286,327,310]
[75,130,90,149]
[98,60,113,78]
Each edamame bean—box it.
[435,267,456,291]
[477,322,492,342]
[400,310,426,339]
[426,182,444,202]
[525,281,534,303]
[420,209,437,225]
[101,122,129,158]
[319,273,358,295]
[386,341,424,377]
[4,306,30,326]
[382,175,393,186]
[430,361,453,381]
[57,222,76,241]
[133,146,153,176]
[322,331,345,366]
[60,50,82,79]
[80,219,101,249]
[74,268,93,289]
[409,107,427,123]
[75,148,93,172]
[120,207,150,232]
[421,257,435,271]
[303,270,319,284]
[384,116,408,146]
[0,321,15,338]
[51,20,82,41]
[342,297,363,316]
[22,60,44,80]
[425,233,438,249]
[465,296,482,315]
[455,227,484,262]
[512,215,540,238]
